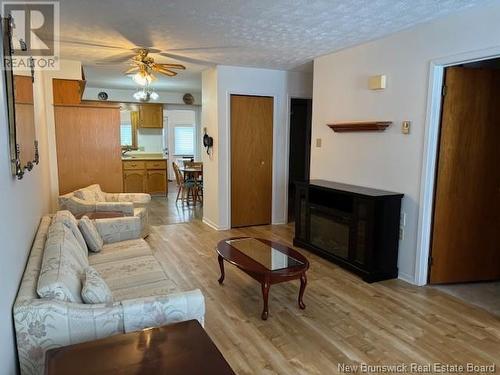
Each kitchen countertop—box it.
[122,156,168,161]
[121,155,167,161]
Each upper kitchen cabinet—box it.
[138,103,163,128]
[53,78,86,105]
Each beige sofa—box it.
[13,212,205,375]
[58,184,150,237]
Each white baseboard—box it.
[398,271,417,285]
[202,217,219,230]
[202,217,230,231]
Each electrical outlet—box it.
[316,138,322,147]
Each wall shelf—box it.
[327,121,392,132]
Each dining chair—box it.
[183,162,203,203]
[172,162,197,204]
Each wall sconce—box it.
[368,75,386,90]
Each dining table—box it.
[181,167,203,182]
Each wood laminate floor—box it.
[148,182,203,225]
[432,282,500,317]
[146,220,500,374]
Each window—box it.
[120,124,133,146]
[174,125,194,155]
[120,110,137,148]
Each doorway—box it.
[429,60,500,285]
[230,94,274,228]
[287,98,312,222]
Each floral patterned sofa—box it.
[13,213,205,375]
[58,184,151,237]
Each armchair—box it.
[59,184,151,237]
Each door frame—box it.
[226,91,278,229]
[415,46,500,286]
[284,95,312,224]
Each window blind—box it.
[174,125,194,155]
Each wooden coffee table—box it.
[216,237,309,320]
[45,320,234,375]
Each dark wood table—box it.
[45,320,234,375]
[74,211,125,220]
[216,237,309,320]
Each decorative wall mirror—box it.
[2,15,38,180]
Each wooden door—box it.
[231,95,273,227]
[123,170,145,193]
[54,105,123,194]
[147,170,167,195]
[429,66,500,284]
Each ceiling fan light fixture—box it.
[133,87,159,102]
[133,90,146,100]
[132,70,152,86]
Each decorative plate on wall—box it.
[183,93,194,105]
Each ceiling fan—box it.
[124,48,185,85]
[59,38,236,67]
[57,37,239,85]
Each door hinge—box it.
[442,85,447,97]
[428,256,433,267]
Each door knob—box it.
[260,160,265,166]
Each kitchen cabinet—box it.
[53,79,86,105]
[122,159,167,195]
[123,170,146,193]
[138,104,163,128]
[147,170,167,194]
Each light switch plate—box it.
[402,121,411,134]
[316,138,322,147]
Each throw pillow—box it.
[37,222,85,302]
[52,210,88,254]
[74,189,99,202]
[81,266,113,304]
[78,216,104,252]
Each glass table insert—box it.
[225,238,303,271]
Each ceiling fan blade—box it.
[166,45,239,53]
[58,38,128,51]
[159,52,216,66]
[156,62,186,70]
[154,66,178,77]
[94,51,137,65]
[124,66,139,74]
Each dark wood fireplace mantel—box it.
[293,180,403,282]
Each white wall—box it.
[165,104,202,162]
[311,2,500,284]
[137,128,163,152]
[201,68,219,228]
[0,63,51,374]
[83,87,201,105]
[164,108,198,179]
[202,65,312,229]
